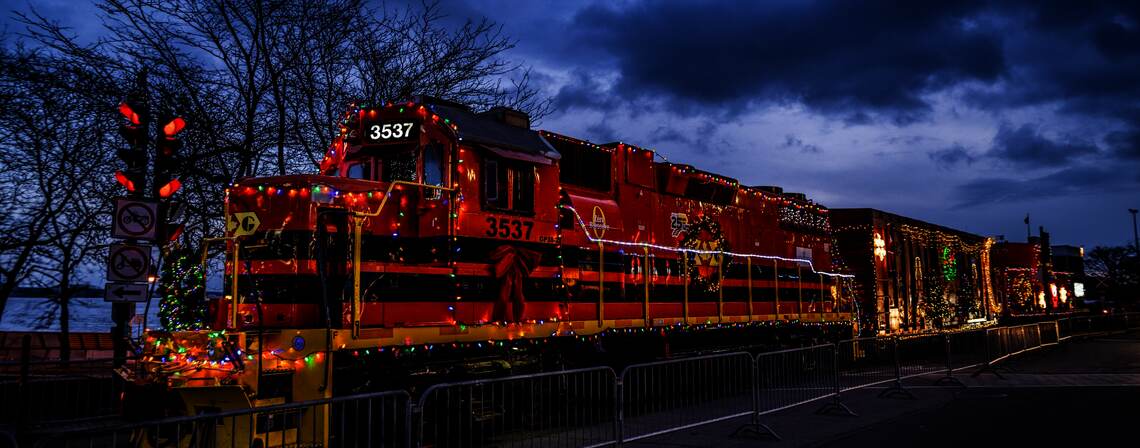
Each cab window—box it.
[344,159,372,180]
[423,143,445,199]
[382,149,418,183]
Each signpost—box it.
[107,243,151,282]
[112,198,159,241]
[106,202,155,307]
[104,282,149,303]
[108,72,186,367]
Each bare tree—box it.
[4,0,550,328]
[0,46,116,351]
[19,0,548,243]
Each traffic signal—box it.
[154,116,185,198]
[159,201,185,243]
[116,102,148,195]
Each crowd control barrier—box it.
[16,314,1139,447]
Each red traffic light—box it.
[164,223,185,243]
[163,117,186,137]
[158,179,182,198]
[118,103,140,125]
[114,170,136,192]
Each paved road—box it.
[631,331,1140,447]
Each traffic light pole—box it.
[111,71,149,369]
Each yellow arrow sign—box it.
[228,212,261,236]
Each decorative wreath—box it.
[679,216,731,294]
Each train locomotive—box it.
[132,97,855,438]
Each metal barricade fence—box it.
[835,338,894,392]
[19,318,1114,447]
[0,358,122,426]
[1038,321,1060,345]
[984,327,1010,364]
[1056,318,1072,340]
[1128,312,1140,329]
[618,352,753,443]
[985,323,1046,366]
[946,330,987,372]
[896,334,945,380]
[31,389,409,448]
[416,367,616,448]
[1071,316,1093,333]
[0,375,120,425]
[755,344,837,414]
[0,430,16,448]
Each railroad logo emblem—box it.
[589,206,607,239]
[680,216,730,293]
[228,212,261,236]
[670,213,689,238]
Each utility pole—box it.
[1039,226,1053,315]
[1129,208,1138,251]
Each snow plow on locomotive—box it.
[128,97,855,443]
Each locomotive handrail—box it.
[348,180,456,338]
[200,236,240,329]
[559,204,854,279]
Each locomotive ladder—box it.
[348,180,455,338]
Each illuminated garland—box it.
[147,331,243,373]
[779,203,830,233]
[679,216,731,293]
[561,205,854,278]
[941,247,957,281]
[158,247,207,331]
[898,223,987,253]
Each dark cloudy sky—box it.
[7,0,1140,248]
[445,0,1140,249]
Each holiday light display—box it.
[158,247,207,331]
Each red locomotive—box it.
[134,97,853,438]
[218,97,850,336]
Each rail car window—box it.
[548,137,611,192]
[484,158,535,213]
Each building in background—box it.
[831,209,993,335]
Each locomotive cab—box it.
[220,98,563,332]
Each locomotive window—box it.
[381,149,418,183]
[485,159,501,204]
[344,159,372,180]
[424,143,444,187]
[484,158,534,214]
[512,165,535,213]
[423,143,445,199]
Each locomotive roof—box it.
[427,100,560,162]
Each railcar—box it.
[131,97,854,443]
